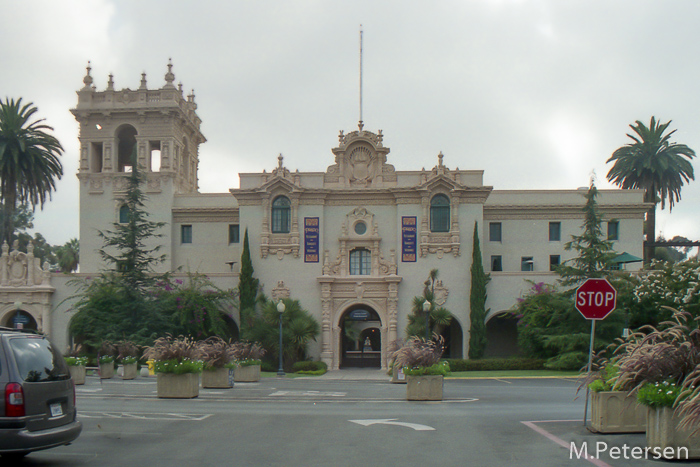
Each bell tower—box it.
[71,60,206,273]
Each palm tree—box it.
[56,238,80,272]
[0,98,63,245]
[606,117,695,264]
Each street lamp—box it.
[277,300,286,376]
[422,299,431,341]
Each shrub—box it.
[64,356,88,366]
[260,361,276,373]
[197,336,237,370]
[98,341,117,364]
[637,381,683,408]
[292,361,328,374]
[231,340,266,365]
[404,361,450,376]
[117,340,140,365]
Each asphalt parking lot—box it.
[11,371,669,467]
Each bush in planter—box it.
[391,335,448,374]
[65,356,89,367]
[638,381,683,408]
[143,335,203,374]
[403,361,450,376]
[197,336,237,370]
[98,340,117,365]
[231,340,266,367]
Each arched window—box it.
[116,125,138,172]
[271,196,291,233]
[430,194,450,232]
[349,248,371,275]
[119,204,130,224]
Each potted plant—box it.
[586,363,646,433]
[98,341,117,379]
[612,309,700,459]
[117,340,140,380]
[197,337,236,388]
[232,341,266,382]
[387,339,407,384]
[64,354,88,385]
[143,335,203,398]
[391,335,449,401]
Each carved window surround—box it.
[420,191,461,258]
[321,207,398,277]
[260,193,300,260]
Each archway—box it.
[1,309,38,331]
[222,315,239,341]
[484,312,520,358]
[340,306,382,368]
[440,318,463,359]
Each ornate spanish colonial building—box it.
[0,63,650,367]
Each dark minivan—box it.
[0,327,82,459]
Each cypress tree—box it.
[468,221,490,359]
[238,228,259,334]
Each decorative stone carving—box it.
[271,281,291,301]
[433,280,449,306]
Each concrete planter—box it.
[391,366,407,384]
[406,375,443,401]
[99,362,115,379]
[589,391,646,433]
[646,406,700,459]
[156,372,200,399]
[202,367,233,388]
[234,364,261,382]
[68,365,86,385]
[122,363,138,380]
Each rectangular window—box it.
[607,221,619,241]
[181,225,192,244]
[549,222,561,242]
[521,256,534,272]
[549,255,561,271]
[229,224,240,244]
[491,255,503,272]
[489,222,502,242]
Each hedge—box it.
[445,358,545,372]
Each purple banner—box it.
[304,217,320,263]
[402,216,417,262]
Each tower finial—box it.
[164,58,176,88]
[139,71,147,90]
[82,61,93,89]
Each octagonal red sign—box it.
[575,278,617,320]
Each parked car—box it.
[0,326,82,459]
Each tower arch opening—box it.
[116,124,138,172]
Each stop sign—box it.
[575,278,617,320]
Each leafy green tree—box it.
[245,297,320,370]
[0,98,63,245]
[405,269,452,339]
[557,181,618,287]
[606,117,696,264]
[68,273,173,350]
[468,222,490,359]
[0,203,34,244]
[56,238,79,272]
[238,228,259,333]
[17,232,57,266]
[513,282,624,370]
[157,273,237,339]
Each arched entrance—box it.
[340,306,382,368]
[484,312,520,358]
[1,309,38,331]
[440,318,463,359]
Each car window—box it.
[9,336,70,382]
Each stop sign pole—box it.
[575,278,617,427]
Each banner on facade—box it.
[402,216,417,262]
[304,217,320,263]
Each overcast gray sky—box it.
[1,0,699,251]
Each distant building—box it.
[0,63,649,367]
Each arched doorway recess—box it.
[340,306,382,368]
